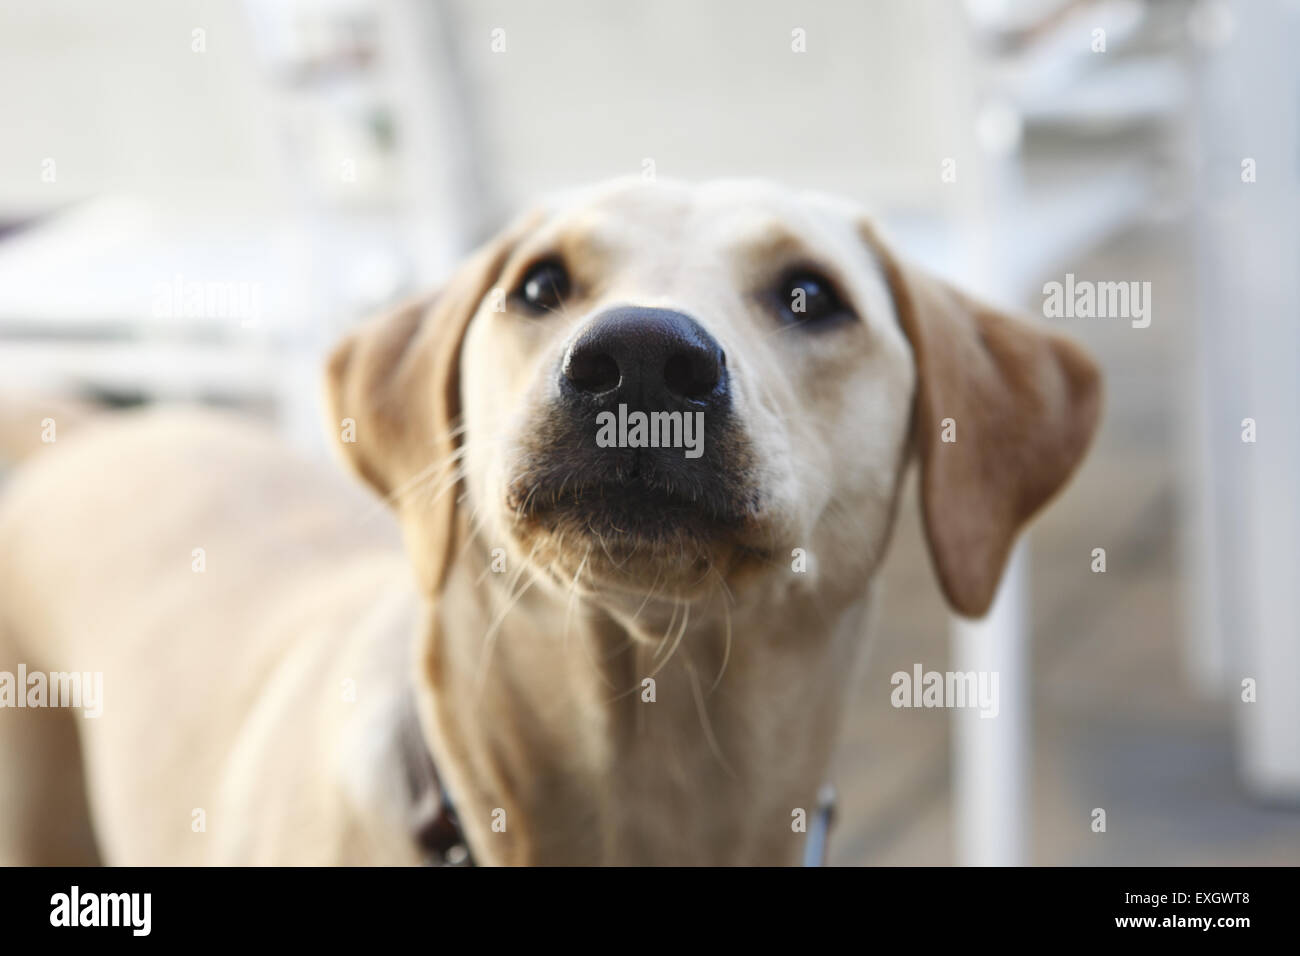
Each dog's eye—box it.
[516,259,571,314]
[776,270,849,326]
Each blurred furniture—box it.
[0,0,481,456]
[946,0,1186,863]
[1186,0,1300,799]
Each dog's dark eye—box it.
[776,270,849,326]
[516,259,571,314]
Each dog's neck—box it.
[411,553,871,865]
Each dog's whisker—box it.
[629,566,664,625]
[651,597,681,663]
[560,536,583,647]
[351,456,450,524]
[647,598,690,679]
[472,542,540,699]
[565,545,621,691]
[708,569,734,695]
[684,656,737,780]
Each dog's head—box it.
[327,178,1099,619]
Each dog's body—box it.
[0,179,1100,865]
[0,412,427,864]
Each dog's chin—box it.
[504,479,770,598]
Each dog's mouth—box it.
[510,461,749,535]
[503,461,769,590]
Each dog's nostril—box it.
[663,351,719,400]
[559,307,729,411]
[563,349,621,394]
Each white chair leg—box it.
[952,542,1028,865]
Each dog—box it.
[0,178,1100,865]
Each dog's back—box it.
[0,407,419,863]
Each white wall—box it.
[0,0,280,212]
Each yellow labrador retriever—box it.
[0,178,1099,865]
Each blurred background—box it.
[0,0,1296,864]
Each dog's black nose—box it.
[561,306,728,410]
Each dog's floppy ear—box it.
[861,222,1102,618]
[325,218,533,593]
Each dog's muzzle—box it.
[508,306,752,539]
